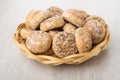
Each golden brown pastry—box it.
[52,32,78,58]
[75,28,92,53]
[40,15,65,31]
[18,7,108,58]
[26,10,50,29]
[83,16,106,45]
[62,9,88,27]
[26,31,52,54]
[47,6,63,17]
[63,23,76,33]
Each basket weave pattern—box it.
[14,23,110,65]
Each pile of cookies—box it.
[20,6,107,58]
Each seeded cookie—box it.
[52,32,78,58]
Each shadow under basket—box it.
[13,23,110,66]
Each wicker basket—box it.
[13,23,110,65]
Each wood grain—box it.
[0,0,120,80]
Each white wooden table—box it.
[0,0,120,80]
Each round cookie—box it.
[40,15,65,31]
[75,28,92,53]
[62,9,88,27]
[49,30,60,39]
[83,17,106,45]
[47,6,63,17]
[63,23,76,33]
[52,32,78,58]
[26,10,50,29]
[26,31,52,54]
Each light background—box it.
[0,0,120,80]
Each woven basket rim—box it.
[13,23,110,65]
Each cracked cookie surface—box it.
[52,32,78,58]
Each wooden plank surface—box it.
[0,0,120,80]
